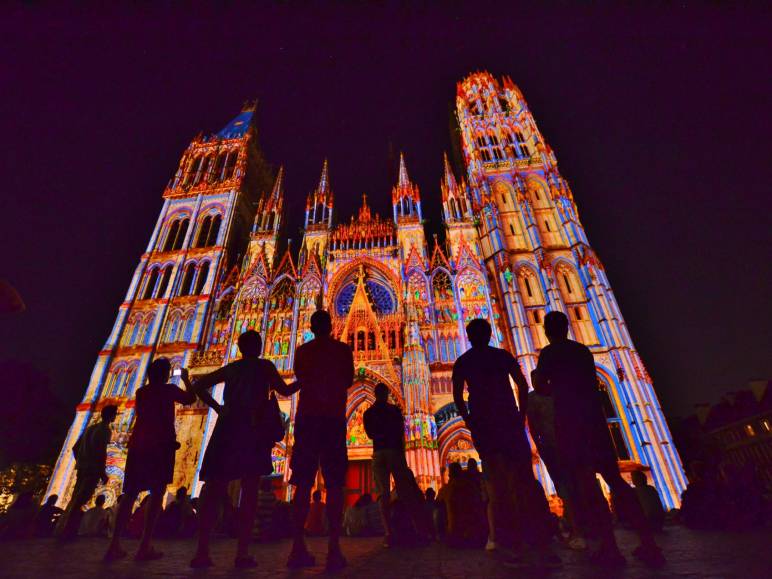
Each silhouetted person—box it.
[364,382,427,546]
[436,462,487,548]
[534,311,663,567]
[526,385,583,547]
[288,310,354,571]
[1,491,36,540]
[305,490,327,536]
[34,495,63,537]
[423,488,440,540]
[79,494,108,536]
[190,330,297,568]
[453,319,557,565]
[160,486,196,538]
[105,358,195,561]
[631,471,665,532]
[57,404,118,540]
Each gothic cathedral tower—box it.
[47,103,272,502]
[455,72,686,506]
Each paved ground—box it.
[0,526,770,578]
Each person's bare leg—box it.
[235,476,260,561]
[191,480,226,566]
[291,483,312,554]
[136,488,164,558]
[105,492,137,559]
[325,486,345,560]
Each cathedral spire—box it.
[269,166,284,203]
[318,158,330,195]
[397,152,410,188]
[254,167,283,234]
[441,152,457,197]
[305,159,334,228]
[391,152,422,223]
[440,152,472,222]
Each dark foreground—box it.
[0,526,770,578]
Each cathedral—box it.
[47,72,687,510]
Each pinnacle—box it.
[442,152,457,190]
[317,159,330,194]
[397,152,410,187]
[270,166,284,199]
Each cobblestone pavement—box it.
[0,526,770,578]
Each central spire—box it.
[391,152,422,223]
[305,159,333,228]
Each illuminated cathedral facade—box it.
[48,72,687,509]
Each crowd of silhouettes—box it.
[4,308,770,571]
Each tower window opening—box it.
[449,198,458,219]
[524,277,533,298]
[509,223,515,236]
[223,151,237,179]
[156,266,172,298]
[196,216,213,248]
[184,156,202,186]
[179,263,195,296]
[142,269,159,300]
[501,194,506,205]
[357,331,365,351]
[532,310,541,324]
[544,219,551,232]
[574,306,582,320]
[368,332,375,350]
[563,273,573,294]
[213,153,227,180]
[162,220,180,252]
[200,156,213,182]
[389,330,396,350]
[174,219,189,250]
[194,262,210,295]
[205,214,222,246]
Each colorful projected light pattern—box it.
[47,73,686,511]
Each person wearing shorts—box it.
[288,310,354,571]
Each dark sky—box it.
[1,4,770,419]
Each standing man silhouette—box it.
[363,382,427,546]
[190,330,297,569]
[57,404,118,540]
[287,310,354,571]
[534,311,664,567]
[452,319,557,566]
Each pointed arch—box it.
[179,262,196,296]
[142,268,160,300]
[194,261,210,295]
[156,265,173,299]
[516,264,545,306]
[206,214,222,246]
[195,215,213,248]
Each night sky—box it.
[1,5,770,420]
